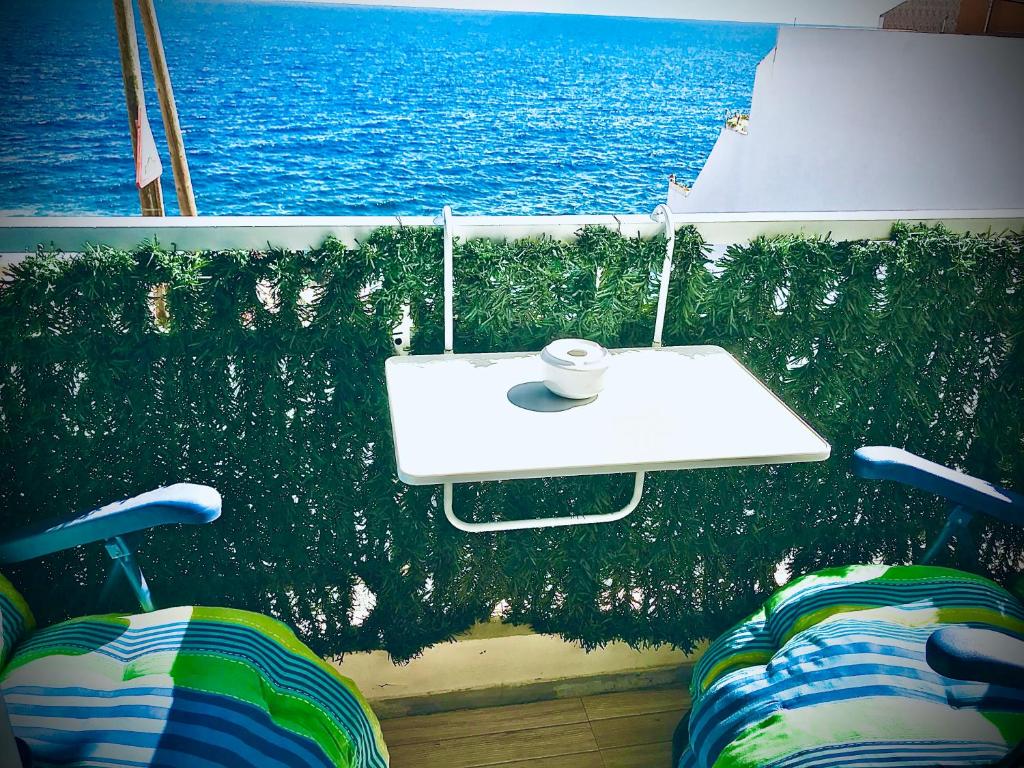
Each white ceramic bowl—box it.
[540,338,609,399]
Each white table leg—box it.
[442,472,646,533]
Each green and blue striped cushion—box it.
[680,564,1024,768]
[0,574,34,670]
[1,604,389,767]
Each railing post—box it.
[442,205,454,354]
[651,204,676,348]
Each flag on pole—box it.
[135,104,162,189]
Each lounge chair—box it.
[0,485,389,767]
[675,446,1024,768]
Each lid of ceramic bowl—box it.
[540,339,609,370]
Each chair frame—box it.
[0,483,220,612]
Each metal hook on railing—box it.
[650,204,676,348]
[433,205,454,354]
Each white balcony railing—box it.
[1,209,1022,264]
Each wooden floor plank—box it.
[590,708,686,750]
[581,687,690,721]
[387,721,598,768]
[601,741,674,768]
[482,753,606,768]
[382,697,587,746]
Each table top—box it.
[385,345,830,485]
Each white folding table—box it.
[383,206,830,532]
[385,345,830,532]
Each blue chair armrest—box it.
[853,446,1024,525]
[0,484,221,564]
[927,626,1024,689]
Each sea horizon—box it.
[240,0,894,28]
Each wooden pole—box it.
[137,0,197,215]
[112,0,164,216]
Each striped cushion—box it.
[0,574,34,670]
[680,565,1024,768]
[1,606,389,767]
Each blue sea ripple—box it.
[0,0,776,216]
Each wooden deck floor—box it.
[380,686,690,768]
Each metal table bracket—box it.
[443,472,646,533]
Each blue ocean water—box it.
[0,1,776,216]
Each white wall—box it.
[674,27,1024,213]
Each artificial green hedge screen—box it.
[1,223,1021,661]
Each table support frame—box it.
[431,204,677,531]
[442,472,646,533]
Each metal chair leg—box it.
[103,536,155,612]
[921,505,973,566]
